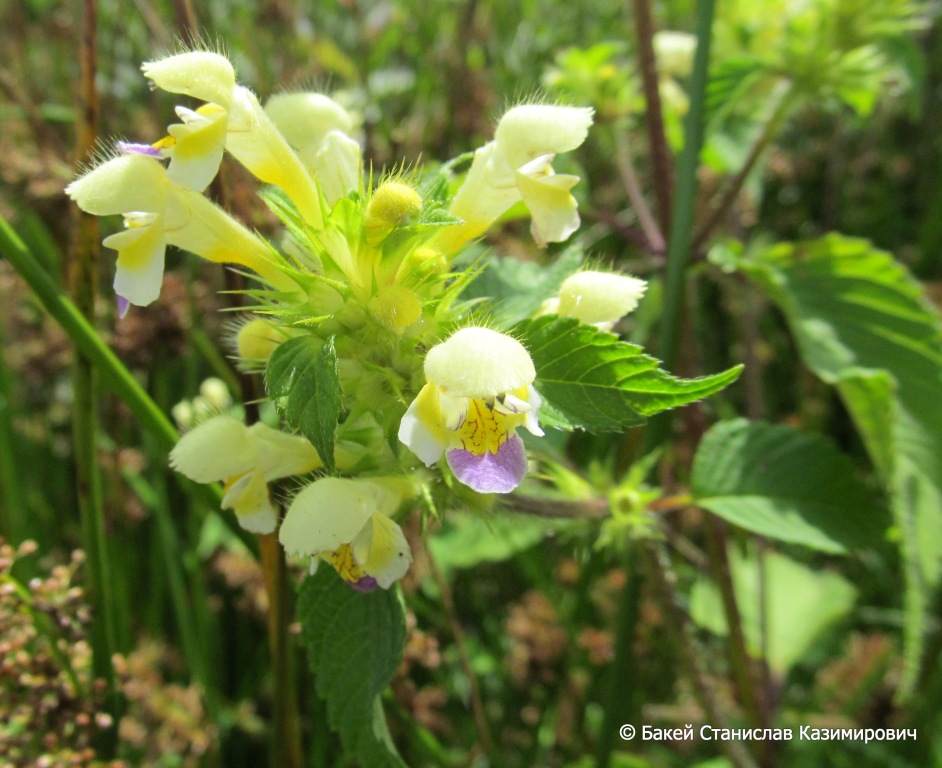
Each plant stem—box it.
[613,129,666,254]
[703,519,770,766]
[630,0,674,235]
[594,543,642,768]
[644,541,761,768]
[642,0,716,453]
[692,85,796,251]
[70,0,121,750]
[260,532,303,768]
[0,217,256,552]
[425,536,496,762]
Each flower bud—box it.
[556,270,647,330]
[198,377,232,411]
[653,32,696,78]
[367,182,423,223]
[424,327,535,399]
[237,318,285,363]
[369,285,422,331]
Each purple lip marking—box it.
[446,434,528,494]
[116,141,164,158]
[349,575,378,592]
[116,295,130,319]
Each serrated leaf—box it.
[736,234,942,697]
[298,567,407,768]
[513,316,742,431]
[265,335,342,471]
[462,247,583,324]
[692,419,887,553]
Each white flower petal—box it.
[279,478,391,557]
[247,422,322,481]
[66,154,168,216]
[398,389,447,466]
[142,52,236,108]
[104,217,167,307]
[352,513,411,589]
[169,415,257,483]
[166,104,229,191]
[222,472,276,533]
[525,386,544,437]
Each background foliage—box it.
[1,0,941,767]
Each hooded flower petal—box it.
[424,327,535,399]
[171,415,322,534]
[142,51,237,109]
[65,153,168,215]
[556,270,648,330]
[67,152,298,306]
[279,478,411,589]
[439,105,593,253]
[169,415,258,483]
[399,328,543,494]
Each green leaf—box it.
[462,246,583,325]
[692,419,887,553]
[704,56,765,127]
[690,547,857,675]
[734,234,942,696]
[428,513,564,573]
[298,567,407,768]
[513,316,742,431]
[265,335,342,471]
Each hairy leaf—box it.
[513,316,742,431]
[692,419,887,553]
[298,568,407,768]
[463,246,583,325]
[265,335,342,471]
[733,234,942,697]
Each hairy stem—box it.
[630,0,674,234]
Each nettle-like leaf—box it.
[513,316,742,432]
[265,335,342,472]
[690,546,857,675]
[462,246,583,325]
[692,419,887,553]
[298,567,407,768]
[731,233,942,698]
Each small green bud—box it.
[367,182,423,223]
[237,318,284,363]
[369,285,422,330]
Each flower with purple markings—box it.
[398,327,543,494]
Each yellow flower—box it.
[279,477,412,590]
[546,270,648,331]
[438,104,594,253]
[265,92,361,206]
[142,51,324,227]
[398,328,543,493]
[170,415,322,534]
[66,153,294,307]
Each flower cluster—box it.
[68,48,647,590]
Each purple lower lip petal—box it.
[116,141,164,158]
[447,435,528,494]
[116,295,130,319]
[349,575,378,592]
